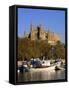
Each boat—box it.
[17,65,30,73]
[30,65,56,72]
[30,58,65,71]
[17,61,30,73]
[55,66,65,70]
[43,65,56,70]
[30,58,42,68]
[55,60,63,70]
[41,60,50,67]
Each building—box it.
[24,22,60,45]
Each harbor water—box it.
[17,69,65,82]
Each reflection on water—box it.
[17,70,65,82]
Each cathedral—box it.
[24,22,60,45]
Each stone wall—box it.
[28,24,60,45]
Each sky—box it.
[18,8,65,43]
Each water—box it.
[17,69,65,82]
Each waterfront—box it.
[17,69,65,82]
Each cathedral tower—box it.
[40,21,42,31]
[30,21,34,32]
[38,21,42,39]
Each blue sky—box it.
[18,8,65,43]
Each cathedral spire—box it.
[30,21,34,32]
[40,20,42,30]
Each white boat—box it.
[45,65,56,70]
[41,60,51,67]
[30,65,56,72]
[56,61,61,67]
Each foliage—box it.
[17,38,65,61]
[54,41,65,59]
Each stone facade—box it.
[24,22,60,45]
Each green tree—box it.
[17,38,65,61]
[54,41,65,59]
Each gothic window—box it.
[46,35,48,39]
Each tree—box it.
[17,37,65,61]
[54,41,65,59]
